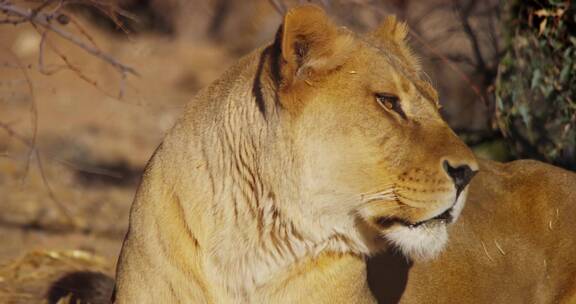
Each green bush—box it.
[495,0,575,170]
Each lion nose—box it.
[443,160,476,195]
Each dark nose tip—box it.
[443,161,477,195]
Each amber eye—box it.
[375,93,406,119]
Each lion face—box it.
[274,6,478,260]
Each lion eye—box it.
[376,93,406,119]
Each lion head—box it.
[253,6,478,261]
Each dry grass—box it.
[0,250,111,304]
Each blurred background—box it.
[0,0,574,302]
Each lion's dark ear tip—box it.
[47,271,115,304]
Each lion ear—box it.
[371,15,409,45]
[370,16,421,73]
[280,5,352,85]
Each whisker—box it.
[360,185,396,197]
[354,201,407,219]
[361,192,396,203]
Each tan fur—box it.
[113,6,477,303]
[369,159,576,303]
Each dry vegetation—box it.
[0,0,501,302]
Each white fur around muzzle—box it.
[382,190,468,261]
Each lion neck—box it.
[205,192,369,301]
[194,57,369,300]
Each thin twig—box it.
[452,0,487,74]
[0,2,139,77]
[37,28,66,75]
[28,20,134,100]
[409,29,487,105]
[361,1,488,106]
[69,14,100,50]
[0,17,27,24]
[485,2,500,57]
[4,49,38,184]
[41,34,123,99]
[0,121,77,225]
[34,149,78,225]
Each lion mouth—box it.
[376,207,454,229]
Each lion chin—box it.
[380,190,468,261]
[384,222,448,261]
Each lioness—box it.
[113,5,477,304]
[368,159,576,304]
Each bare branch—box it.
[0,16,27,24]
[409,29,487,105]
[4,49,38,184]
[34,148,78,226]
[452,0,487,74]
[38,30,125,99]
[357,0,488,106]
[37,29,67,75]
[0,121,77,226]
[0,2,139,77]
[484,2,501,59]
